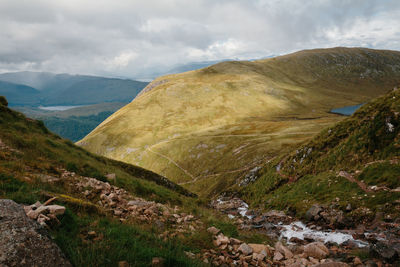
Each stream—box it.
[215,197,369,248]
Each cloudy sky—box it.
[1,0,400,79]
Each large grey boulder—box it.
[0,199,72,267]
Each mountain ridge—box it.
[79,47,400,197]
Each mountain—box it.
[0,71,149,106]
[240,87,400,221]
[79,47,400,197]
[0,80,40,106]
[42,77,147,105]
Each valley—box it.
[0,71,148,141]
[79,47,400,197]
[1,47,400,266]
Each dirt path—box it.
[338,171,372,193]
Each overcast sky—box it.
[1,0,400,79]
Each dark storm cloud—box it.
[0,0,399,78]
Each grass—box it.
[239,89,400,221]
[0,100,218,266]
[53,210,204,267]
[79,47,400,197]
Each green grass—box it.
[240,89,400,221]
[53,210,204,267]
[357,162,400,189]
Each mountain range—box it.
[0,71,148,106]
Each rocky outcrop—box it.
[0,199,72,267]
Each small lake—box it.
[330,104,364,116]
[38,105,85,111]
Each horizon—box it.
[1,0,400,79]
[1,46,399,81]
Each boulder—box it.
[273,251,284,261]
[216,234,230,245]
[152,257,165,267]
[371,241,398,261]
[47,205,66,215]
[248,243,269,254]
[238,243,253,255]
[207,226,220,235]
[304,242,329,259]
[275,241,293,259]
[305,204,323,221]
[0,199,72,267]
[313,262,349,267]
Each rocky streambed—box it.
[211,197,400,266]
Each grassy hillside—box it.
[0,96,206,266]
[79,47,400,197]
[0,96,278,266]
[240,88,400,220]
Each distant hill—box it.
[0,80,40,106]
[14,102,127,141]
[79,47,400,197]
[0,71,148,106]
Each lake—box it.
[38,105,85,111]
[330,104,364,116]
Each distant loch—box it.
[330,104,364,116]
[38,105,85,111]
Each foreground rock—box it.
[0,199,72,267]
[23,197,66,227]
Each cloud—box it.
[0,0,399,79]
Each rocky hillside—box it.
[240,87,400,222]
[79,47,400,197]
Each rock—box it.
[371,241,397,261]
[152,257,165,267]
[305,204,323,221]
[304,242,329,259]
[289,237,307,245]
[207,226,220,235]
[47,205,66,215]
[238,243,253,255]
[118,261,129,267]
[313,262,349,267]
[106,173,116,183]
[353,257,362,266]
[217,234,230,245]
[346,203,352,211]
[0,199,72,267]
[248,243,269,254]
[275,241,293,259]
[273,251,284,261]
[184,251,196,259]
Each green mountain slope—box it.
[79,47,400,197]
[240,88,400,220]
[0,80,40,106]
[0,96,211,266]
